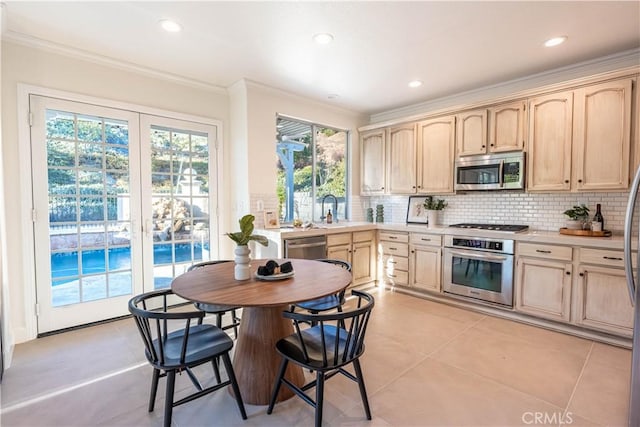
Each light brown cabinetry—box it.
[360,129,386,195]
[489,100,526,153]
[527,78,633,192]
[327,231,376,286]
[515,243,572,322]
[575,248,634,337]
[387,124,417,193]
[378,231,409,286]
[456,109,487,156]
[409,233,442,292]
[416,116,456,194]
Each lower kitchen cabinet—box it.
[409,233,442,292]
[378,231,409,286]
[574,248,634,337]
[326,231,376,286]
[515,244,572,322]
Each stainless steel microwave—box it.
[454,152,525,191]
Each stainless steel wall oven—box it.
[443,235,514,306]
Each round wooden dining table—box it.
[171,258,352,405]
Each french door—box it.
[30,96,219,333]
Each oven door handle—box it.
[448,249,509,262]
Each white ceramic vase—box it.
[427,210,439,228]
[234,245,251,280]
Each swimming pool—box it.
[50,243,207,285]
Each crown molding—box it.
[2,31,227,94]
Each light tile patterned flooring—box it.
[0,288,632,426]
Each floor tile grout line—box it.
[0,362,148,414]
[562,341,600,424]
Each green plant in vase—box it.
[563,204,590,230]
[226,214,268,280]
[423,196,447,227]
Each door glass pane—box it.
[150,126,211,289]
[46,109,134,306]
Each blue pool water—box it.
[50,243,207,285]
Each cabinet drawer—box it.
[353,230,374,243]
[380,241,409,257]
[378,231,409,243]
[383,254,408,272]
[517,243,572,261]
[384,269,408,285]
[579,248,635,268]
[327,233,351,246]
[410,233,442,246]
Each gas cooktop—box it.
[448,223,529,233]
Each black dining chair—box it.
[128,289,247,427]
[267,289,375,427]
[188,260,242,339]
[292,259,352,318]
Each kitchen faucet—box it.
[320,194,338,223]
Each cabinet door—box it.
[387,124,417,193]
[416,116,456,194]
[575,265,634,337]
[457,109,487,156]
[527,91,573,191]
[360,129,386,194]
[515,257,572,322]
[327,244,351,264]
[410,245,441,292]
[573,79,632,191]
[352,240,375,285]
[489,101,526,153]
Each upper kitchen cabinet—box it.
[527,90,574,191]
[456,109,487,156]
[488,100,526,153]
[417,115,456,194]
[572,78,633,191]
[387,123,417,193]
[457,102,526,156]
[360,129,386,195]
[527,78,634,192]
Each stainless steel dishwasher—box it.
[284,235,327,259]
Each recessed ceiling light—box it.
[408,80,423,88]
[313,33,334,45]
[544,36,567,47]
[159,19,182,33]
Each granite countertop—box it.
[257,222,631,250]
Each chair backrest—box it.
[128,289,205,367]
[316,258,352,272]
[187,259,233,272]
[283,290,374,368]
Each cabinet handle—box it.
[388,261,397,264]
[388,236,398,240]
[490,143,494,147]
[390,247,398,250]
[412,186,416,189]
[579,272,584,277]
[389,274,397,278]
[421,238,431,242]
[566,271,571,275]
[603,256,622,261]
[482,145,486,148]
[535,249,552,254]
[411,250,415,253]
[418,185,422,189]
[564,180,570,184]
[578,179,583,183]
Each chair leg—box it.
[212,357,222,384]
[267,358,288,414]
[353,359,372,420]
[216,313,223,329]
[315,371,325,427]
[221,352,247,420]
[164,370,176,427]
[231,309,239,339]
[148,368,160,412]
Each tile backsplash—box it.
[251,191,630,233]
[356,191,630,233]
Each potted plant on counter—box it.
[563,204,590,230]
[226,214,268,280]
[423,196,447,228]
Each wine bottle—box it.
[326,209,333,224]
[593,203,604,230]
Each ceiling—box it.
[2,1,639,115]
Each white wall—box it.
[1,41,229,344]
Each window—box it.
[276,116,349,223]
